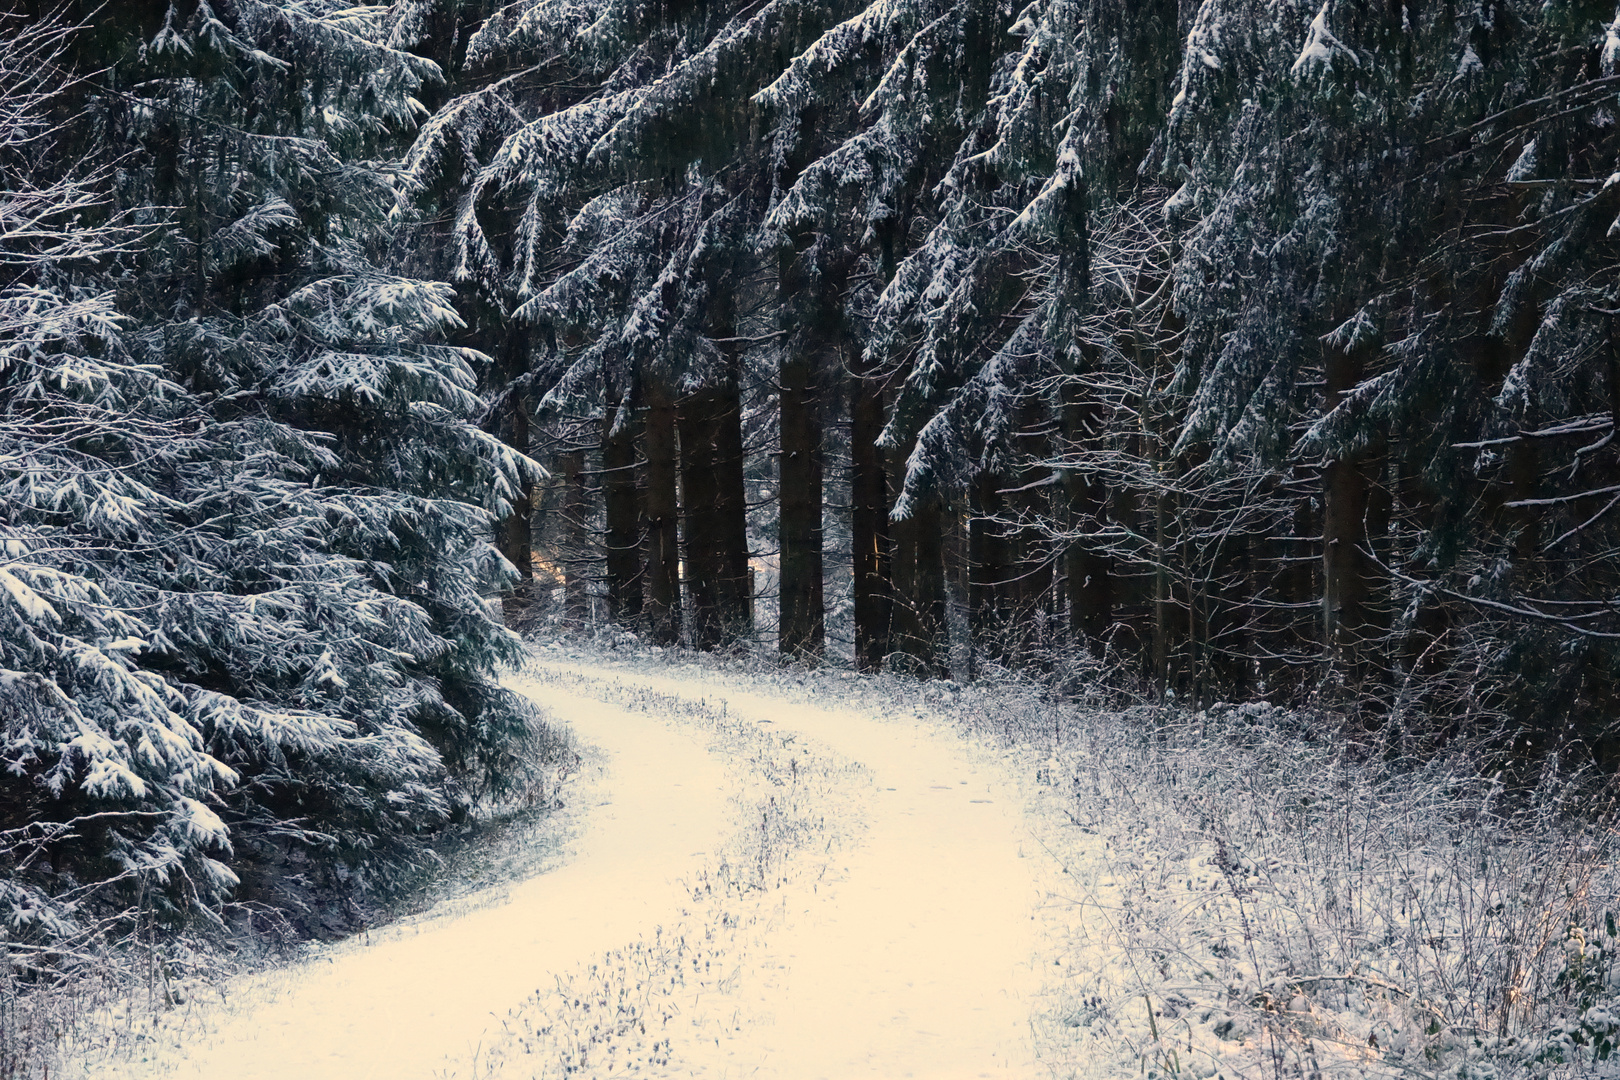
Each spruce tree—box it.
[0,1,553,946]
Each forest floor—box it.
[55,638,1620,1080]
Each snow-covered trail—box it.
[106,685,736,1080]
[98,654,1050,1079]
[535,658,1045,1079]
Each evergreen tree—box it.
[1,1,555,948]
[419,0,878,651]
[395,0,1620,756]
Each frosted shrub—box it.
[933,677,1620,1079]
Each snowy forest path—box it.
[95,652,1051,1079]
[525,655,1046,1079]
[100,680,736,1080]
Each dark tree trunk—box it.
[602,395,643,626]
[678,367,751,650]
[714,373,751,639]
[1065,473,1113,646]
[1060,363,1114,650]
[970,470,1011,664]
[558,448,590,626]
[943,502,971,681]
[891,485,920,666]
[499,388,534,624]
[1322,340,1390,681]
[890,466,946,677]
[778,351,824,658]
[851,364,891,673]
[887,433,946,676]
[1263,482,1321,701]
[1322,456,1372,662]
[1151,483,1175,697]
[1008,395,1055,661]
[1205,536,1254,702]
[644,382,682,645]
[912,498,947,677]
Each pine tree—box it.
[0,1,556,947]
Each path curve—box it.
[101,656,1048,1080]
[107,685,734,1080]
[540,659,1045,1080]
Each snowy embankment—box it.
[66,641,1620,1080]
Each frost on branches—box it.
[0,3,554,956]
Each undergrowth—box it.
[953,683,1620,1080]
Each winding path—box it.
[554,660,1044,1080]
[105,656,1047,1080]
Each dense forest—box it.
[440,0,1620,754]
[6,0,1620,951]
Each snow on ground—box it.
[89,681,737,1080]
[57,640,1620,1080]
[526,654,1048,1079]
[77,644,1071,1080]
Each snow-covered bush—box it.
[918,672,1620,1079]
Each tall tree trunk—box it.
[558,447,590,626]
[1152,483,1173,697]
[970,470,1010,665]
[1322,340,1388,682]
[602,395,643,626]
[714,368,752,642]
[943,502,972,681]
[1065,472,1113,646]
[499,387,534,625]
[679,390,724,649]
[851,363,891,672]
[1009,394,1055,662]
[778,350,824,658]
[913,498,947,678]
[890,471,920,669]
[1322,456,1371,666]
[644,381,682,645]
[678,364,751,650]
[1059,369,1114,651]
[890,459,945,677]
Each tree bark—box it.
[1065,472,1113,646]
[601,395,643,626]
[890,482,920,667]
[1322,340,1389,681]
[943,502,971,681]
[1008,394,1055,662]
[851,363,891,672]
[558,447,590,626]
[644,381,682,645]
[970,470,1010,664]
[499,387,534,625]
[1059,363,1114,651]
[778,350,824,658]
[912,498,947,678]
[890,464,946,677]
[1151,483,1172,697]
[678,367,751,650]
